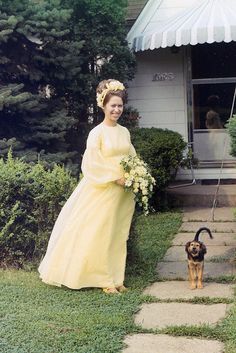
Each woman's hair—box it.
[96,79,127,107]
[206,110,223,129]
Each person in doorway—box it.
[38,79,136,294]
[205,95,223,129]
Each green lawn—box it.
[1,212,236,353]
[0,212,181,353]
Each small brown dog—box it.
[185,227,213,289]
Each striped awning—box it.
[127,0,236,52]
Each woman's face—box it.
[103,95,123,125]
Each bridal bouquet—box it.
[120,155,156,215]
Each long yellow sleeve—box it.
[81,128,124,187]
[129,143,136,157]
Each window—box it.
[192,42,236,79]
[192,43,236,130]
[190,42,236,163]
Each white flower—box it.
[120,154,156,215]
[125,180,132,187]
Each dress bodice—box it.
[99,124,131,158]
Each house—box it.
[127,0,236,181]
[126,0,148,28]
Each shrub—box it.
[226,115,236,156]
[0,151,77,267]
[119,106,141,129]
[131,127,186,208]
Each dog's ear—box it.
[185,242,191,253]
[200,242,207,254]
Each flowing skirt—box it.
[38,178,135,289]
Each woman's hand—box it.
[116,177,126,186]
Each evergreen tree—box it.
[65,0,136,126]
[0,0,83,172]
[0,0,136,172]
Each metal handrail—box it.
[168,142,196,189]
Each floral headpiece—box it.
[96,80,125,108]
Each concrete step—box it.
[167,185,236,207]
[134,302,231,329]
[143,281,234,300]
[182,207,235,222]
[123,334,224,353]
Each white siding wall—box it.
[128,47,188,140]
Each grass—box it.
[141,295,234,305]
[0,211,182,353]
[1,210,236,353]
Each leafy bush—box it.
[226,115,236,156]
[131,128,186,208]
[119,106,141,129]
[0,151,77,267]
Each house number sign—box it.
[152,73,175,81]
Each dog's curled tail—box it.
[194,227,213,242]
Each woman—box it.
[205,95,223,129]
[38,79,136,294]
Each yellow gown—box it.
[38,122,136,289]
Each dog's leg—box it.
[196,262,204,289]
[188,262,196,289]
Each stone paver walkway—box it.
[172,232,236,246]
[123,334,224,353]
[135,302,231,329]
[164,245,235,262]
[180,221,236,233]
[143,281,234,299]
[182,207,235,222]
[157,261,235,279]
[123,207,236,353]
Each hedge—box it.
[226,115,236,157]
[131,127,187,208]
[0,151,77,267]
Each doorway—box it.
[191,42,236,166]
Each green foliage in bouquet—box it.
[226,115,236,157]
[0,151,77,267]
[131,128,186,207]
